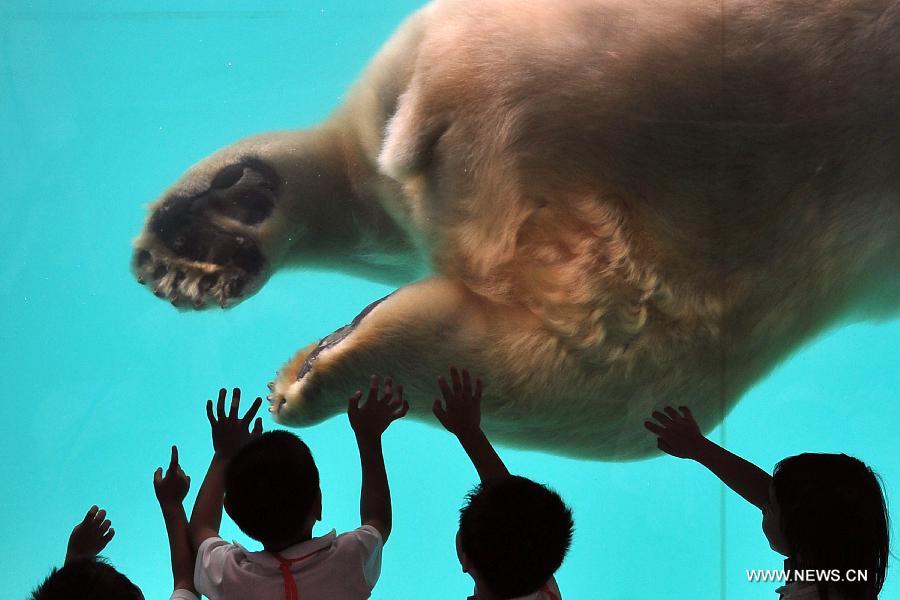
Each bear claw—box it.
[131,243,259,310]
[267,393,286,414]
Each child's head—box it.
[31,557,143,600]
[457,475,574,599]
[764,453,889,600]
[224,430,321,548]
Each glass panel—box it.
[2,3,895,599]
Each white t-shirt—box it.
[468,576,562,600]
[170,589,199,600]
[194,526,383,600]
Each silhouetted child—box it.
[31,446,199,600]
[433,367,574,600]
[154,445,200,600]
[646,406,889,600]
[189,381,408,599]
[30,505,140,600]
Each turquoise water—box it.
[1,2,898,599]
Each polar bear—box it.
[132,0,899,459]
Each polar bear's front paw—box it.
[131,158,281,309]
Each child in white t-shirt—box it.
[188,379,408,600]
[433,367,574,600]
[646,406,889,600]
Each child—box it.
[433,367,574,600]
[189,380,408,599]
[154,445,200,600]
[31,446,199,600]
[30,505,141,600]
[646,406,889,600]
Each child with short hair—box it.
[31,445,199,600]
[646,406,889,600]
[433,367,574,600]
[189,379,408,599]
[30,505,141,600]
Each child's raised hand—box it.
[432,367,484,438]
[154,445,191,507]
[65,505,115,563]
[348,375,409,440]
[644,405,708,459]
[206,387,263,460]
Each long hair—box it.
[773,453,889,600]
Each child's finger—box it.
[679,406,694,421]
[82,505,99,524]
[437,376,454,407]
[382,377,394,403]
[396,400,410,419]
[461,369,472,399]
[450,367,462,396]
[229,387,241,418]
[348,390,362,416]
[367,375,379,405]
[169,445,179,470]
[154,467,163,484]
[474,379,483,405]
[651,411,674,426]
[242,396,263,424]
[644,420,666,436]
[102,528,115,544]
[386,384,404,408]
[252,417,263,437]
[93,509,107,526]
[432,398,447,423]
[216,387,227,420]
[206,399,215,425]
[663,406,681,422]
[98,519,112,535]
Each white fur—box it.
[140,0,900,459]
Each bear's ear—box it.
[378,81,447,180]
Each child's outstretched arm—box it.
[65,505,115,564]
[347,375,409,544]
[433,367,509,481]
[189,388,263,549]
[154,445,195,595]
[645,406,771,510]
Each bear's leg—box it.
[130,7,434,309]
[266,277,511,425]
[262,276,705,460]
[131,129,340,309]
[131,126,420,309]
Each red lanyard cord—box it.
[271,548,326,600]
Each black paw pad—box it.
[147,157,279,277]
[205,158,280,225]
